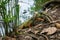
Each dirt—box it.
[16,4,60,40]
[1,1,60,40]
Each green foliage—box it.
[34,0,50,11]
[0,0,20,37]
[3,14,16,23]
[15,5,19,26]
[12,4,20,35]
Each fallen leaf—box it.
[34,30,39,34]
[40,27,57,35]
[36,18,44,21]
[55,23,60,28]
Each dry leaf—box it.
[36,18,44,21]
[51,9,57,13]
[41,27,57,35]
[34,30,39,34]
[12,38,16,40]
[55,23,60,28]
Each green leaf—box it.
[34,0,50,11]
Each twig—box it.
[34,24,43,28]
[44,20,60,25]
[37,33,49,40]
[45,16,52,23]
[23,33,38,39]
[48,15,54,21]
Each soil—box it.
[1,1,60,40]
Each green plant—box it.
[0,0,19,37]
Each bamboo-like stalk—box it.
[0,0,20,37]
